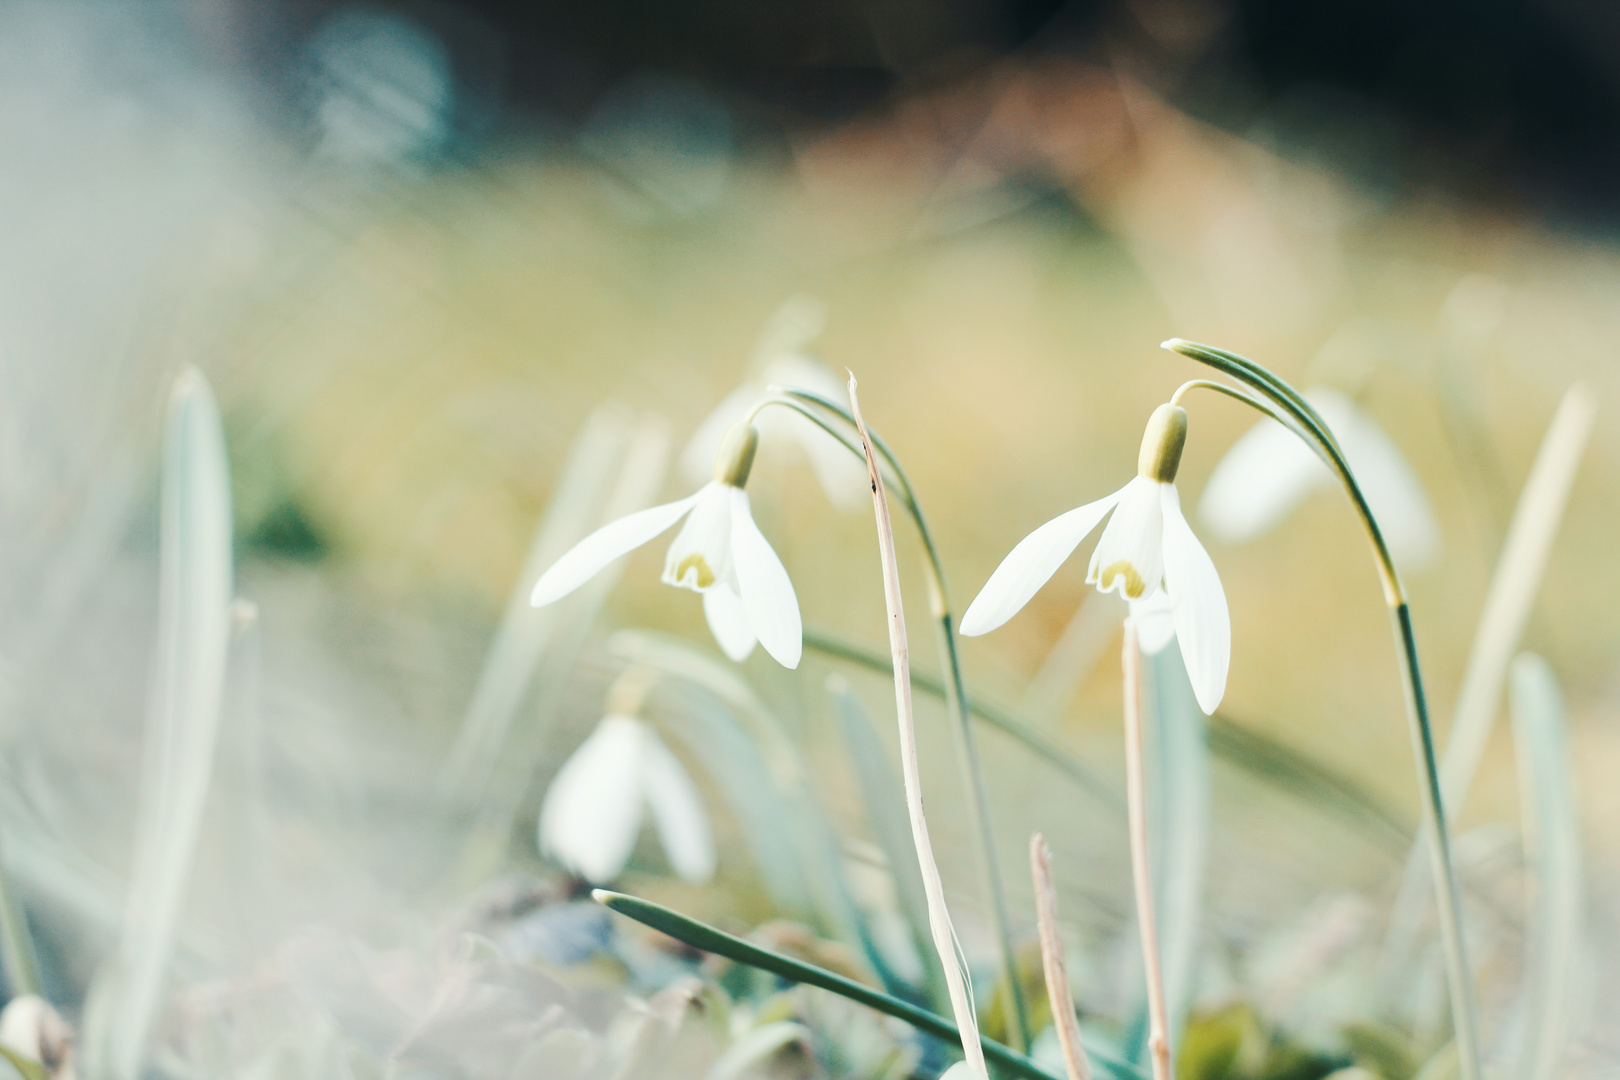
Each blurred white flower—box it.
[539,715,715,885]
[962,405,1229,714]
[0,994,74,1080]
[681,296,868,510]
[531,425,802,668]
[1197,386,1438,570]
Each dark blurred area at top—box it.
[242,0,1620,227]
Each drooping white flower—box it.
[1197,386,1439,570]
[539,715,716,884]
[531,422,802,668]
[961,404,1230,714]
[681,295,868,509]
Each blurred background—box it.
[3,0,1620,1077]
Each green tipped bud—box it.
[713,422,760,487]
[1137,403,1187,483]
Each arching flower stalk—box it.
[530,421,802,668]
[961,401,1230,716]
[1161,337,1482,1080]
[681,294,868,509]
[538,665,716,885]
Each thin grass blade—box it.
[445,410,670,886]
[604,630,871,958]
[592,890,1147,1080]
[1384,384,1595,987]
[440,403,643,803]
[83,368,234,1080]
[1509,653,1584,1080]
[1146,644,1209,1048]
[1439,384,1596,811]
[828,673,944,1002]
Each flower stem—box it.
[847,372,989,1080]
[1122,626,1172,1080]
[763,388,1034,1050]
[1031,833,1093,1080]
[1162,338,1480,1080]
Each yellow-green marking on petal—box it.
[672,554,717,589]
[1098,560,1147,599]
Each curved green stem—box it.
[1162,339,1480,1080]
[759,388,1033,1051]
[593,889,1149,1080]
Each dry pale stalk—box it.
[1123,624,1171,1080]
[847,372,988,1080]
[1030,833,1093,1080]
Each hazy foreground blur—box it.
[4,2,1620,1077]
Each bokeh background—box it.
[4,0,1620,1076]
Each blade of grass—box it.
[805,627,1119,811]
[848,372,987,1080]
[440,403,642,804]
[0,832,40,999]
[1146,644,1208,1050]
[807,627,1409,848]
[1018,593,1124,725]
[592,890,1147,1080]
[829,673,947,1004]
[1384,384,1595,991]
[603,631,871,965]
[84,369,234,1080]
[445,410,671,886]
[1509,653,1584,1080]
[1440,384,1595,812]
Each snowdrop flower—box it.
[1198,386,1439,570]
[961,404,1229,714]
[531,421,802,667]
[540,715,716,884]
[681,296,868,509]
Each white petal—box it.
[1161,486,1229,715]
[1198,387,1439,572]
[703,581,757,661]
[538,717,646,882]
[761,355,868,509]
[639,730,717,883]
[728,487,802,668]
[680,383,760,488]
[959,487,1126,637]
[1197,410,1327,543]
[1128,590,1178,655]
[662,482,735,592]
[1312,389,1440,571]
[798,427,870,510]
[531,494,700,607]
[1087,476,1166,601]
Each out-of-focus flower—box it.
[539,716,715,885]
[681,296,868,510]
[531,423,802,667]
[0,995,75,1080]
[1197,387,1439,570]
[962,404,1229,714]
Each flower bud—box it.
[1137,403,1187,483]
[712,422,759,487]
